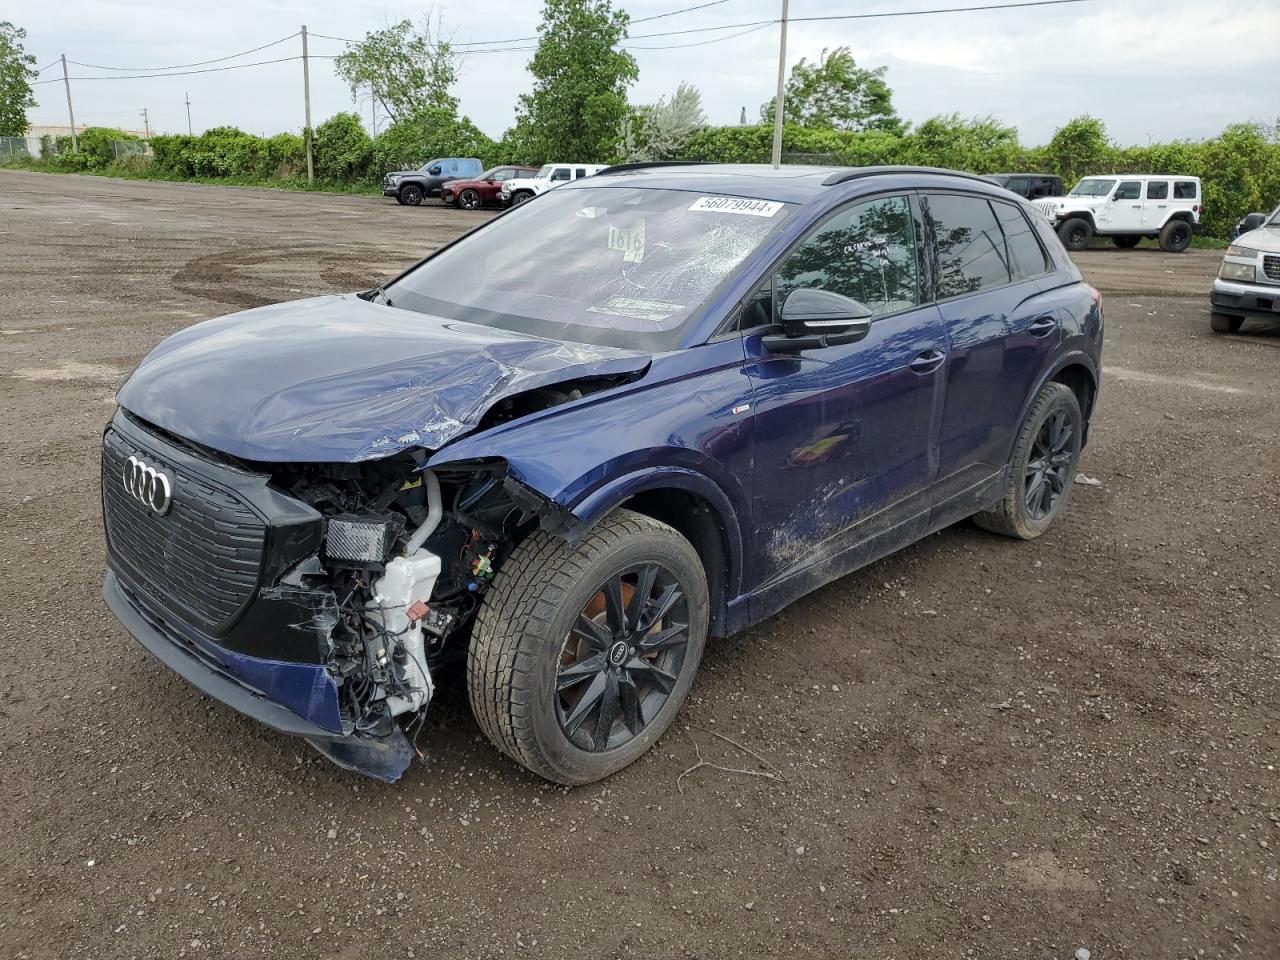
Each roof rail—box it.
[821,165,1000,187]
[596,161,711,176]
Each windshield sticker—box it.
[587,296,681,324]
[689,196,784,217]
[607,220,646,263]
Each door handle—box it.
[1028,315,1058,337]
[909,349,946,374]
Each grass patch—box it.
[0,156,382,197]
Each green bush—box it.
[675,116,1280,238]
[313,113,373,182]
[373,107,496,173]
[50,127,140,170]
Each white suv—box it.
[1032,175,1202,253]
[500,163,608,206]
[1210,205,1280,334]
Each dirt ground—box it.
[1,169,1276,960]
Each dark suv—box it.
[102,164,1102,785]
[987,173,1064,200]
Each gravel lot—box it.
[1,170,1277,960]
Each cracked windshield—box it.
[385,186,794,350]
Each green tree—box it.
[1045,115,1110,184]
[313,112,373,182]
[761,47,903,135]
[513,0,638,162]
[335,16,458,125]
[620,82,706,162]
[373,106,495,173]
[903,114,1023,171]
[0,21,37,137]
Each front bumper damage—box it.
[104,569,419,782]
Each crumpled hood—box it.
[116,295,650,463]
[1235,225,1280,254]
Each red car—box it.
[440,166,540,210]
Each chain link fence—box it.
[0,136,38,160]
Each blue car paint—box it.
[111,164,1102,757]
[115,294,650,462]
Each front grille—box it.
[102,427,266,632]
[1263,255,1280,283]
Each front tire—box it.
[399,184,423,206]
[1159,219,1192,252]
[974,382,1083,540]
[1210,312,1244,334]
[1057,217,1093,251]
[469,509,709,785]
[511,191,534,206]
[458,189,481,210]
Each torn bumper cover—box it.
[104,570,416,782]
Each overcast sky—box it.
[16,0,1280,147]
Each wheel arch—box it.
[1012,352,1099,454]
[569,469,745,638]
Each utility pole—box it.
[185,92,193,135]
[770,0,789,168]
[301,24,314,184]
[140,108,150,139]
[60,54,78,153]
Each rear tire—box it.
[1159,219,1192,253]
[1112,235,1141,249]
[1057,217,1093,251]
[399,184,423,206]
[468,509,709,785]
[1210,312,1243,334]
[974,382,1083,540]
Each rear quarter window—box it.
[1174,181,1199,199]
[992,201,1049,281]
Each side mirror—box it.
[762,289,873,353]
[428,165,442,175]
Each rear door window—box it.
[575,167,588,179]
[1146,181,1169,200]
[992,201,1049,280]
[1174,181,1198,199]
[925,194,1011,299]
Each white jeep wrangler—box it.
[500,163,608,206]
[1032,175,1202,253]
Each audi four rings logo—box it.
[123,455,173,515]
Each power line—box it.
[30,0,1100,85]
[627,22,774,50]
[794,0,1097,25]
[63,33,298,73]
[30,55,330,84]
[631,0,739,25]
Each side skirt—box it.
[728,468,1006,633]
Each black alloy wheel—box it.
[1024,408,1075,521]
[974,381,1083,540]
[512,191,533,205]
[1160,220,1192,253]
[555,563,690,752]
[459,189,482,210]
[399,184,423,206]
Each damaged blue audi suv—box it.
[102,164,1102,784]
